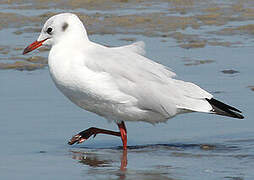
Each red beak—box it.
[23,38,48,55]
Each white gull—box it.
[23,13,244,150]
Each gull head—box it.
[23,13,88,55]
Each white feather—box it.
[112,41,146,56]
[42,13,213,124]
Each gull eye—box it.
[46,27,53,34]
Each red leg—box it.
[117,121,127,150]
[68,127,120,145]
[68,122,128,150]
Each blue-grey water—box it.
[1,1,254,180]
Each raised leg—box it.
[68,127,121,145]
[68,121,128,150]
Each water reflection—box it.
[72,151,113,167]
[70,149,128,179]
[68,142,250,180]
[69,143,221,170]
[69,148,177,180]
[71,149,127,168]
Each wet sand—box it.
[1,0,254,70]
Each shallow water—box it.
[1,1,254,180]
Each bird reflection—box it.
[72,152,112,167]
[120,150,127,171]
[70,148,127,178]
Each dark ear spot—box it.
[62,22,68,31]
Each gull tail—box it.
[206,98,244,119]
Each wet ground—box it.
[1,0,254,179]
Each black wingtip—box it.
[206,98,244,119]
[237,114,244,119]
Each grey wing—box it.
[111,41,146,56]
[85,44,213,119]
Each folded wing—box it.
[83,42,216,120]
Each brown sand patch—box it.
[184,59,214,66]
[0,61,46,71]
[221,69,239,74]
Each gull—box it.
[23,13,244,150]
